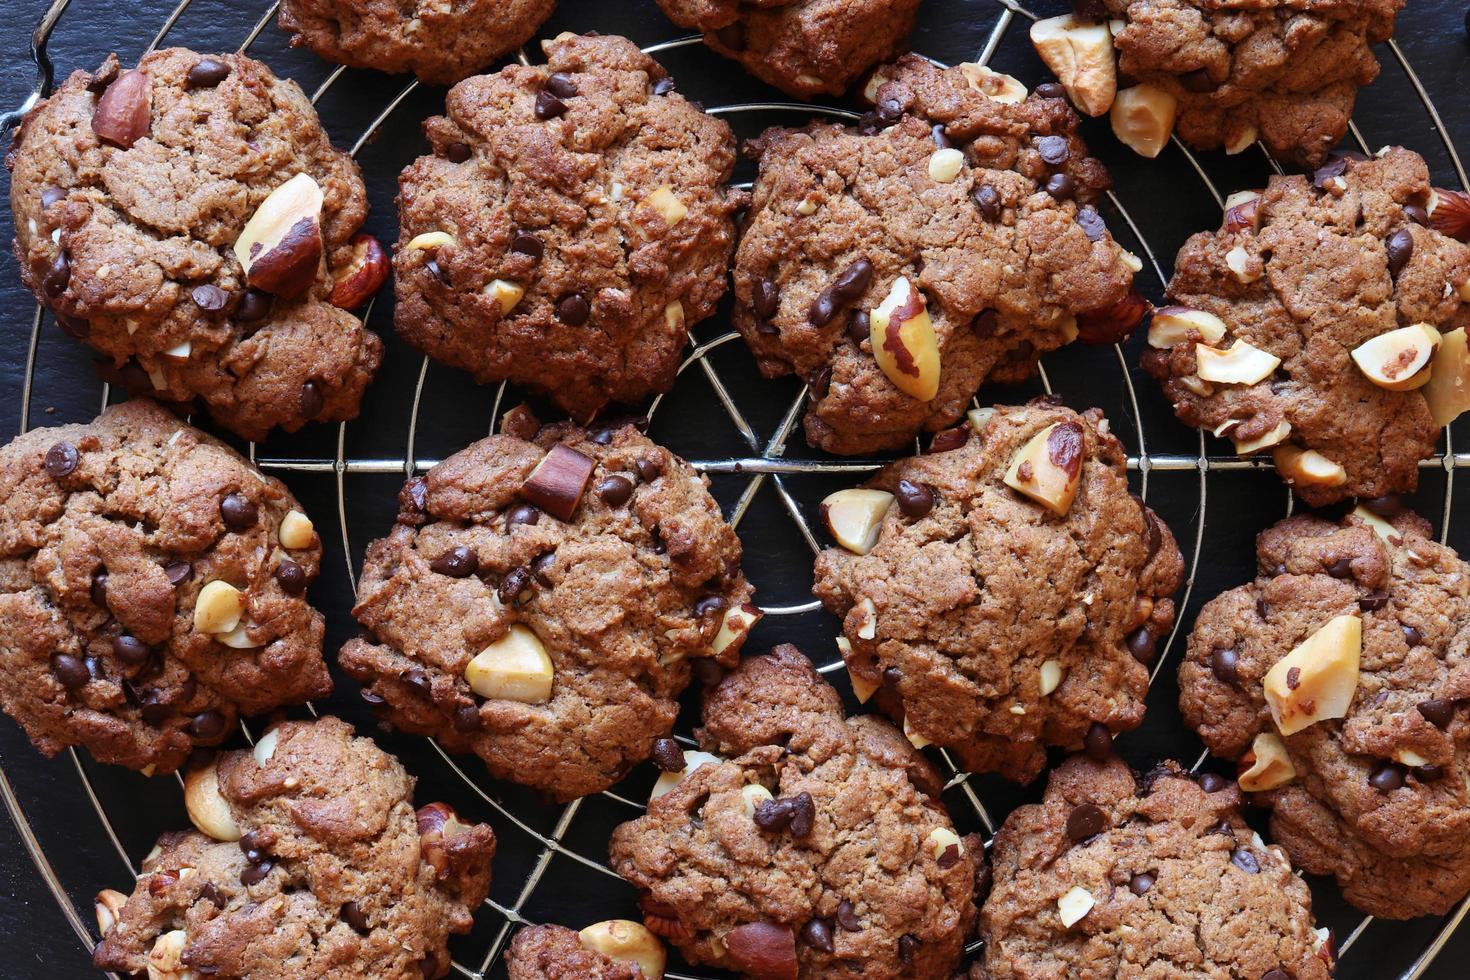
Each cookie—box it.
[1141,147,1470,507]
[394,33,745,422]
[653,0,921,98]
[977,754,1333,978]
[812,400,1183,784]
[507,922,660,979]
[7,49,384,441]
[609,646,980,979]
[732,54,1143,456]
[92,717,496,979]
[279,0,556,86]
[1179,506,1470,919]
[338,405,757,801]
[0,400,331,774]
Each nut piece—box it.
[1147,306,1227,348]
[279,510,315,549]
[406,230,455,251]
[1263,614,1362,736]
[1352,505,1401,545]
[928,147,965,183]
[855,598,878,641]
[1110,84,1177,158]
[957,63,1028,103]
[723,922,798,980]
[1424,327,1470,426]
[1039,658,1065,696]
[712,603,762,656]
[1004,420,1087,516]
[183,762,241,842]
[234,173,324,299]
[578,920,666,980]
[1195,340,1280,385]
[650,750,722,801]
[92,69,153,148]
[644,185,687,226]
[486,279,524,314]
[1030,15,1117,117]
[1223,190,1262,233]
[1076,291,1151,345]
[847,665,878,703]
[329,233,389,309]
[1057,885,1095,927]
[1351,323,1440,391]
[821,488,895,555]
[94,888,128,936]
[967,407,997,435]
[416,801,474,878]
[741,783,774,817]
[1429,188,1470,243]
[903,715,931,749]
[194,580,244,635]
[1232,420,1291,455]
[1237,732,1296,791]
[1272,445,1347,488]
[148,929,197,980]
[252,728,279,766]
[664,300,685,331]
[926,826,964,862]
[1225,244,1261,283]
[869,277,941,401]
[215,621,261,650]
[520,444,596,521]
[1224,124,1258,155]
[464,624,555,703]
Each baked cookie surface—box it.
[653,0,921,98]
[7,48,383,441]
[812,400,1182,783]
[279,0,557,85]
[507,923,646,979]
[733,55,1141,455]
[339,406,757,801]
[609,646,980,980]
[0,400,330,774]
[1142,146,1470,506]
[92,717,496,979]
[1179,507,1470,919]
[395,33,744,422]
[978,755,1332,979]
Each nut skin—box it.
[869,276,940,401]
[1003,420,1086,516]
[722,921,798,980]
[233,173,325,300]
[520,444,596,522]
[1076,290,1151,345]
[329,233,390,309]
[415,801,474,878]
[1429,188,1470,243]
[92,69,152,148]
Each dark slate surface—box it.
[0,0,1468,976]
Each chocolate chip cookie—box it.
[812,400,1183,784]
[654,0,921,98]
[0,400,331,774]
[733,54,1144,455]
[92,717,496,979]
[395,33,744,422]
[338,405,757,801]
[7,49,384,441]
[1142,146,1470,507]
[279,0,556,85]
[609,646,980,979]
[1179,505,1470,919]
[978,754,1333,978]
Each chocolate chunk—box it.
[44,441,79,478]
[497,567,532,607]
[1369,762,1404,792]
[220,493,258,530]
[1035,81,1066,99]
[506,503,540,527]
[973,184,1001,220]
[239,860,273,886]
[836,899,861,931]
[1044,173,1075,200]
[1037,135,1070,165]
[555,293,590,326]
[191,284,229,312]
[402,668,433,697]
[235,287,272,322]
[1358,590,1389,612]
[1128,871,1155,895]
[341,900,370,934]
[544,72,578,98]
[651,737,685,772]
[1230,849,1260,874]
[445,142,471,163]
[429,546,477,578]
[51,653,90,690]
[754,278,780,318]
[509,230,542,260]
[1083,723,1113,760]
[112,635,150,665]
[597,475,634,506]
[1386,228,1414,277]
[1211,648,1239,684]
[186,58,230,89]
[188,711,227,740]
[1065,803,1108,841]
[801,918,834,953]
[895,480,934,519]
[1076,206,1108,242]
[1417,698,1454,729]
[276,559,307,595]
[1127,628,1156,664]
[534,89,566,120]
[163,559,192,585]
[1198,771,1227,793]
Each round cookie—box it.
[812,399,1183,784]
[732,54,1142,455]
[1179,506,1470,919]
[279,0,557,86]
[507,923,652,979]
[338,405,757,801]
[609,646,980,979]
[1142,146,1470,507]
[394,33,744,422]
[653,0,922,99]
[978,754,1333,978]
[7,49,384,441]
[0,400,331,774]
[92,717,496,979]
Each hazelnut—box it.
[279,509,315,549]
[1057,885,1095,927]
[644,185,687,226]
[147,929,196,980]
[416,802,476,878]
[1263,614,1362,736]
[1110,84,1177,158]
[1351,323,1440,390]
[928,147,965,183]
[194,580,244,635]
[1424,326,1470,425]
[464,625,554,703]
[723,922,798,980]
[869,276,941,401]
[1039,659,1065,696]
[1075,290,1151,345]
[92,69,153,149]
[1429,187,1470,243]
[1030,16,1117,117]
[183,762,241,842]
[926,827,964,861]
[1237,732,1296,791]
[650,749,722,801]
[1147,306,1227,348]
[406,230,455,251]
[233,173,324,300]
[741,783,774,816]
[1395,748,1430,767]
[821,488,895,555]
[329,233,389,309]
[252,728,280,766]
[1232,421,1291,455]
[1003,420,1086,516]
[1225,244,1261,283]
[578,920,666,979]
[1194,339,1280,385]
[1272,445,1347,489]
[486,279,524,315]
[712,602,761,656]
[957,63,1028,104]
[1222,190,1262,233]
[215,621,261,650]
[94,888,128,936]
[1178,375,1215,397]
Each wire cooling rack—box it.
[2,0,1469,977]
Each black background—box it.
[1,0,1469,976]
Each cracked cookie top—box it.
[1142,146,1470,506]
[731,54,1141,455]
[394,33,744,422]
[339,405,756,801]
[7,48,383,441]
[978,755,1332,979]
[609,646,979,980]
[279,0,557,85]
[0,400,330,774]
[653,0,921,98]
[1179,507,1470,919]
[812,400,1183,784]
[92,717,496,979]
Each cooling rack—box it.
[1,0,1468,977]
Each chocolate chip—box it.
[556,293,590,326]
[534,89,566,120]
[186,58,230,89]
[1211,648,1239,685]
[1230,849,1260,874]
[341,900,370,934]
[1179,68,1216,92]
[42,251,71,298]
[1128,872,1155,895]
[1369,761,1404,792]
[90,571,109,607]
[544,72,578,98]
[156,560,190,588]
[1312,154,1351,189]
[112,634,150,665]
[1386,227,1414,277]
[188,710,227,739]
[1083,722,1113,761]
[1066,803,1108,841]
[1358,590,1389,612]
[198,882,224,907]
[402,668,432,697]
[809,258,872,326]
[1035,81,1066,99]
[220,493,258,530]
[1361,494,1402,516]
[425,259,448,284]
[275,560,307,595]
[1044,173,1075,200]
[1076,206,1108,241]
[530,551,556,586]
[51,653,90,690]
[191,283,228,312]
[498,567,532,607]
[1404,203,1429,226]
[788,791,816,838]
[453,703,481,733]
[1262,969,1290,980]
[429,546,477,578]
[898,935,919,964]
[507,503,540,527]
[652,77,675,96]
[1327,557,1354,578]
[931,123,953,149]
[1402,624,1423,647]
[1037,135,1069,166]
[445,141,471,162]
[635,457,663,484]
[591,474,633,507]
[240,860,272,886]
[1126,628,1156,664]
[847,310,871,345]
[801,918,833,953]
[40,186,65,209]
[651,737,685,772]
[236,288,272,322]
[895,479,935,519]
[1414,763,1443,781]
[510,230,543,260]
[973,184,1001,221]
[928,427,970,453]
[1198,771,1227,793]
[694,595,728,620]
[44,441,78,478]
[138,690,173,723]
[1418,698,1454,729]
[835,900,860,931]
[754,277,780,318]
[807,365,833,398]
[754,797,795,831]
[715,22,746,50]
